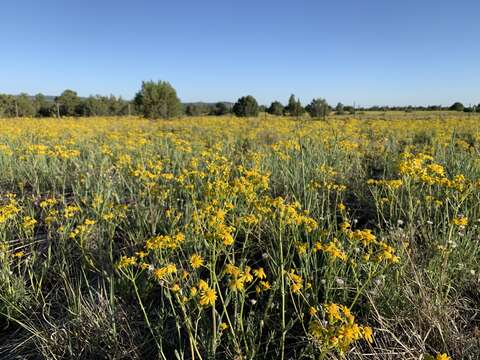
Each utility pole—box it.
[56,102,60,118]
[15,99,18,117]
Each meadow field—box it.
[0,113,479,359]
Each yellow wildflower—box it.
[199,288,216,306]
[435,353,450,360]
[189,254,204,269]
[452,217,468,226]
[253,267,266,279]
[363,326,373,343]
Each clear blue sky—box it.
[1,0,479,106]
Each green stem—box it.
[279,220,286,360]
[131,277,166,360]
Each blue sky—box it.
[1,0,479,106]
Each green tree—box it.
[185,104,203,116]
[34,93,53,117]
[211,102,229,116]
[449,102,464,112]
[335,102,345,115]
[285,94,304,117]
[306,98,330,119]
[56,89,81,116]
[83,96,110,116]
[0,94,16,117]
[80,95,129,116]
[267,101,284,116]
[232,96,259,117]
[134,81,182,119]
[108,95,129,116]
[16,93,35,117]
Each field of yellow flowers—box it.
[0,113,479,359]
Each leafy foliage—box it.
[449,102,465,112]
[56,89,81,116]
[306,98,330,119]
[267,101,284,116]
[285,94,304,116]
[211,102,230,116]
[335,102,345,115]
[134,80,182,119]
[232,95,259,117]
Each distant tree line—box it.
[0,80,477,119]
[0,81,234,119]
[346,102,478,113]
[0,91,133,118]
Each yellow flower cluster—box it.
[309,303,373,354]
[399,152,470,191]
[153,263,177,281]
[0,194,20,225]
[270,197,318,232]
[145,232,186,251]
[285,269,304,294]
[68,219,96,239]
[315,239,348,261]
[24,144,80,159]
[345,227,400,264]
[367,178,403,189]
